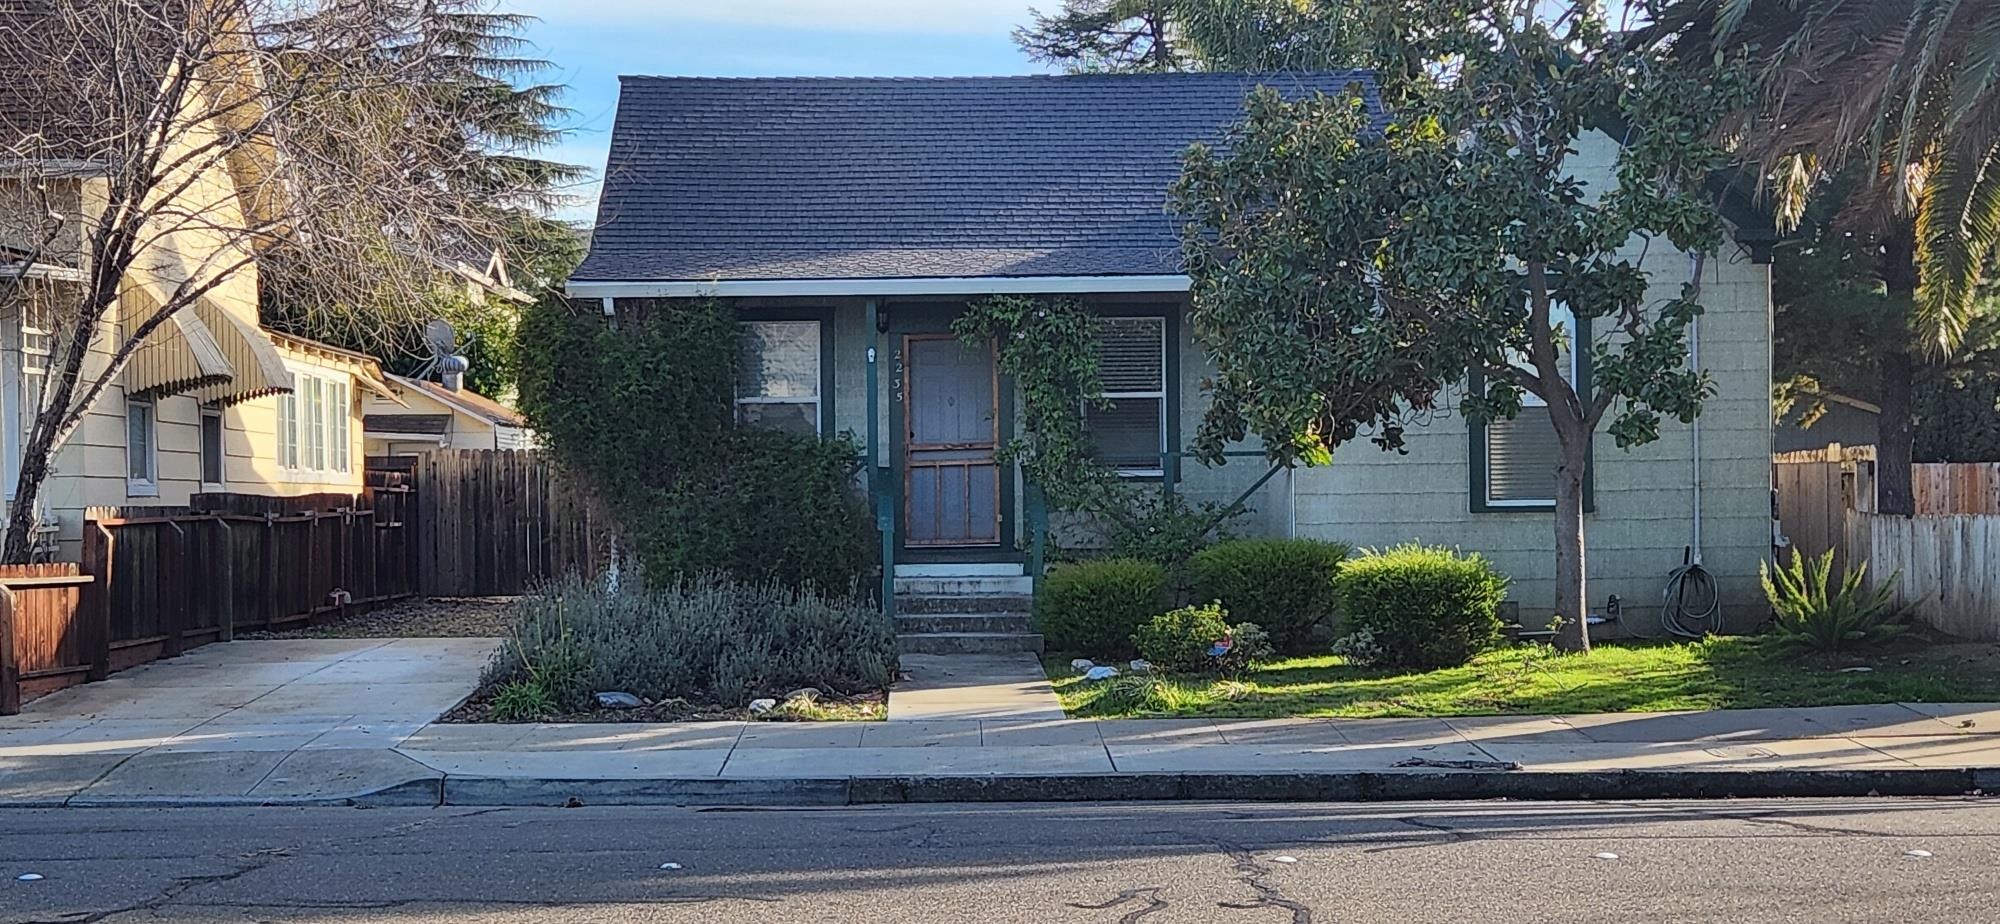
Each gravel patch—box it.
[241,596,515,640]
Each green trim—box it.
[737,306,837,436]
[1468,313,1597,514]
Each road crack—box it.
[1070,887,1169,923]
[1212,841,1314,923]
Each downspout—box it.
[1662,251,1721,636]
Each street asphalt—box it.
[0,798,1995,922]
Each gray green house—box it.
[568,73,1777,635]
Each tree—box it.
[1015,0,1369,72]
[1171,4,1747,651]
[0,0,524,560]
[1646,0,2000,514]
[259,2,587,371]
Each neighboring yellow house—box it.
[363,374,533,457]
[0,7,401,559]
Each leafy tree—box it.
[1015,0,1369,72]
[1171,4,1747,651]
[1646,0,2000,513]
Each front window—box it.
[1482,303,1580,508]
[1087,316,1167,475]
[126,398,157,494]
[736,319,822,435]
[200,409,225,487]
[4,284,54,501]
[281,371,351,478]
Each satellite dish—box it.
[423,319,458,356]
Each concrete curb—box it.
[412,767,1998,808]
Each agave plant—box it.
[1760,549,1911,652]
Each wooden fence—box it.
[0,564,95,713]
[1848,512,2000,641]
[411,450,611,596]
[2,481,417,713]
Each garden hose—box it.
[1662,547,1721,638]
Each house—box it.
[568,74,1776,633]
[1777,392,1880,455]
[363,373,534,456]
[0,4,394,559]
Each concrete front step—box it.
[893,575,1034,597]
[894,594,1033,614]
[898,632,1045,655]
[896,613,1034,635]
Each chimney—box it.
[441,370,463,392]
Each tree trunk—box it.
[1877,223,1920,516]
[0,440,53,564]
[1552,435,1591,653]
[1876,349,1916,515]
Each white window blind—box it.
[1088,317,1167,474]
[736,320,821,435]
[330,381,350,473]
[278,392,300,469]
[1484,303,1579,507]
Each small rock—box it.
[1593,852,1620,861]
[1905,849,1934,858]
[784,688,822,705]
[595,692,642,709]
[1128,659,1152,672]
[1083,666,1120,681]
[748,698,777,715]
[16,874,43,882]
[1270,856,1298,864]
[1070,658,1096,673]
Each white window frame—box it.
[280,369,353,480]
[125,398,158,496]
[1482,302,1581,509]
[1089,316,1169,478]
[734,319,823,435]
[4,289,53,502]
[199,407,226,489]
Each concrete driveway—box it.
[0,638,496,756]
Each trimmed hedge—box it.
[1333,544,1508,669]
[1187,538,1350,654]
[1035,558,1169,659]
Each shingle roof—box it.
[574,73,1383,283]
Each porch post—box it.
[866,298,896,615]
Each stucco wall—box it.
[1288,133,1775,636]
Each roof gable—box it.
[574,73,1383,284]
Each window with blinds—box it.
[736,320,822,436]
[1480,303,1582,508]
[1087,316,1167,474]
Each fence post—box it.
[215,520,235,642]
[159,521,187,658]
[79,520,114,681]
[1,585,18,716]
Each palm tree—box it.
[1647,0,2000,514]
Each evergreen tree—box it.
[1015,0,1368,73]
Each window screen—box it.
[1087,317,1167,473]
[736,320,821,435]
[125,400,154,484]
[200,411,225,485]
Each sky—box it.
[504,1,1057,222]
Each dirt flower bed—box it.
[441,689,887,724]
[241,597,514,640]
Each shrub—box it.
[1333,544,1508,669]
[1134,603,1233,673]
[1134,605,1275,676]
[1035,558,1170,658]
[1761,549,1910,651]
[1188,538,1350,653]
[483,573,898,708]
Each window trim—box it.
[1469,310,1595,513]
[1088,310,1174,479]
[125,397,158,497]
[280,368,354,480]
[734,309,835,436]
[199,407,226,490]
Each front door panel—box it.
[904,335,1000,547]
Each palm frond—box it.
[1915,134,2000,354]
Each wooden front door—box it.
[903,335,1000,547]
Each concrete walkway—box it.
[5,701,1998,806]
[887,653,1066,721]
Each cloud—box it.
[507,0,1041,36]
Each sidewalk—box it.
[5,703,1998,807]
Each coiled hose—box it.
[1661,547,1721,638]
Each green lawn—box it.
[1048,636,2000,718]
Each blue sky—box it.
[504,1,1055,221]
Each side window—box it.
[1087,316,1167,475]
[278,391,300,470]
[736,320,822,435]
[1478,303,1584,509]
[200,408,225,487]
[125,398,157,494]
